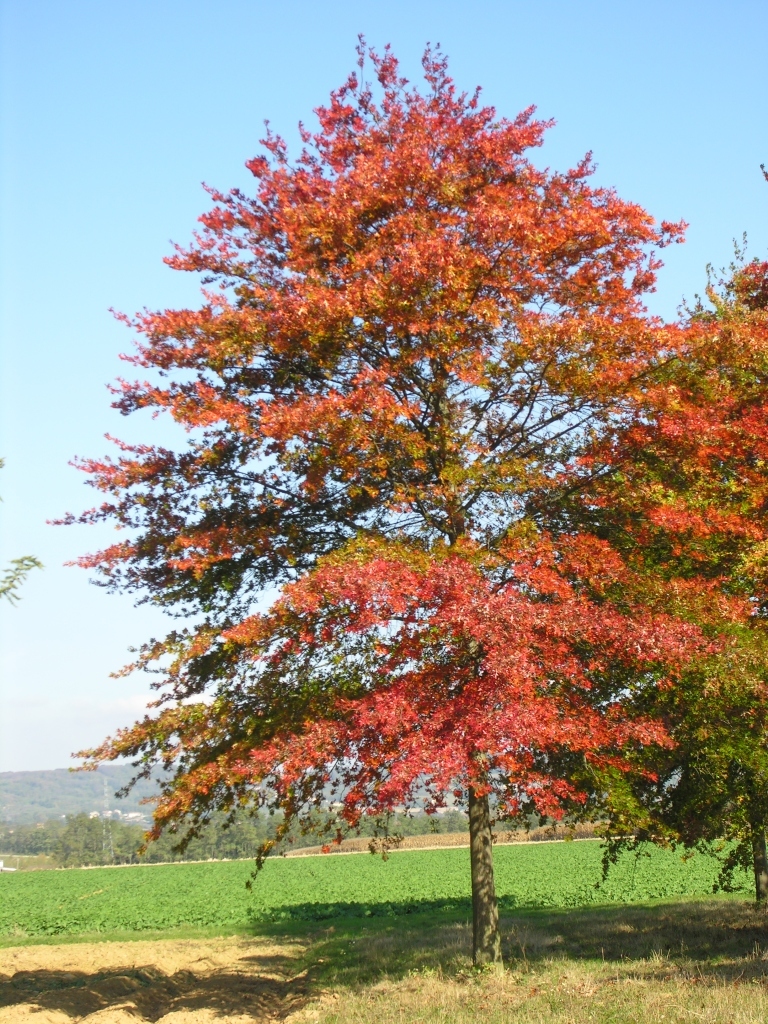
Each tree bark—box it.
[752,823,768,906]
[468,786,502,966]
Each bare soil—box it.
[284,821,599,856]
[3,899,767,1022]
[0,936,311,1022]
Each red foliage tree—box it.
[569,252,768,902]
[69,45,701,962]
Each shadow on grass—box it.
[251,896,768,988]
[501,899,768,982]
[3,899,768,1020]
[249,895,473,925]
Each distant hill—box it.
[0,765,159,823]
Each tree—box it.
[0,459,42,605]
[69,44,698,963]
[54,813,120,868]
[574,251,768,903]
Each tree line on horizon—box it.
[0,808,469,868]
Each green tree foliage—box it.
[0,819,65,857]
[574,248,768,903]
[0,458,42,605]
[54,814,137,867]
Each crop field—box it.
[0,839,748,940]
[3,844,766,1024]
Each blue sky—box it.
[1,0,766,771]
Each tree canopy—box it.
[579,252,768,901]
[70,44,726,962]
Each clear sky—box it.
[1,0,766,771]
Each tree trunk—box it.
[752,823,768,906]
[468,786,502,966]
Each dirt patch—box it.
[284,822,599,856]
[0,936,311,1022]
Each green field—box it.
[0,840,749,939]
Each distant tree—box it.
[70,44,703,963]
[55,814,110,867]
[0,459,42,605]
[0,819,65,857]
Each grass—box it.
[2,899,767,1022]
[287,899,768,1023]
[2,842,765,1021]
[280,905,768,1024]
[0,839,750,940]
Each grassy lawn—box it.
[1,843,766,1021]
[2,899,767,1022]
[284,899,768,1023]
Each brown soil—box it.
[284,821,599,856]
[0,936,312,1022]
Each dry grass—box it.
[2,898,768,1022]
[288,899,768,1024]
[291,962,768,1024]
[0,854,56,872]
[285,822,599,856]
